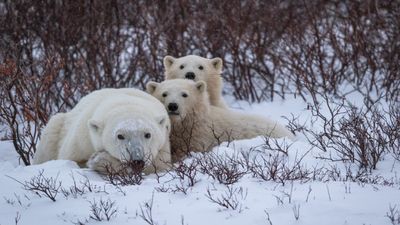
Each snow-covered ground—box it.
[0,94,399,225]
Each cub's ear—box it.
[163,55,176,69]
[88,119,103,133]
[146,81,159,95]
[156,116,170,132]
[157,116,167,126]
[195,81,207,93]
[210,57,223,71]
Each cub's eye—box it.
[179,65,184,69]
[117,134,125,140]
[162,92,168,97]
[182,93,188,98]
[198,65,204,70]
[144,133,151,139]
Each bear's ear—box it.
[88,119,103,133]
[146,81,159,95]
[210,57,223,72]
[163,55,176,69]
[195,81,207,93]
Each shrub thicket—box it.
[0,1,399,165]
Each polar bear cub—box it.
[163,55,228,108]
[147,79,294,161]
[33,88,171,174]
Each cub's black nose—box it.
[185,72,195,80]
[168,103,179,111]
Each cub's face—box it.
[88,116,168,167]
[164,55,222,82]
[146,80,207,121]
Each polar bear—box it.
[32,88,171,174]
[146,79,294,161]
[163,55,228,108]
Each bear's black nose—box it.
[185,72,196,80]
[130,160,145,171]
[168,103,179,112]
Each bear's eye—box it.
[182,93,188,98]
[144,133,151,139]
[179,65,184,69]
[198,65,204,70]
[117,134,125,140]
[162,92,168,97]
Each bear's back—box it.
[90,88,167,120]
[68,88,164,118]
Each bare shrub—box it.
[329,107,387,169]
[1,1,399,164]
[156,182,191,196]
[248,148,311,185]
[8,170,61,202]
[155,159,200,195]
[260,136,292,156]
[292,203,301,221]
[274,181,295,204]
[0,59,65,165]
[14,211,21,225]
[102,160,144,186]
[172,159,199,187]
[71,219,88,225]
[205,185,247,212]
[335,104,398,170]
[286,92,400,171]
[198,152,248,185]
[264,210,274,225]
[387,204,400,225]
[308,162,398,186]
[139,193,158,225]
[61,174,107,198]
[88,198,118,222]
[275,2,400,102]
[3,193,31,209]
[386,104,400,161]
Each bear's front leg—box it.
[87,150,122,174]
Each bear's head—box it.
[163,55,222,82]
[146,79,209,122]
[88,113,169,168]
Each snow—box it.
[0,94,399,225]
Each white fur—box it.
[33,88,171,173]
[147,79,294,161]
[163,55,228,108]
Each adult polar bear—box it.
[147,79,294,161]
[163,55,228,108]
[33,88,171,174]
